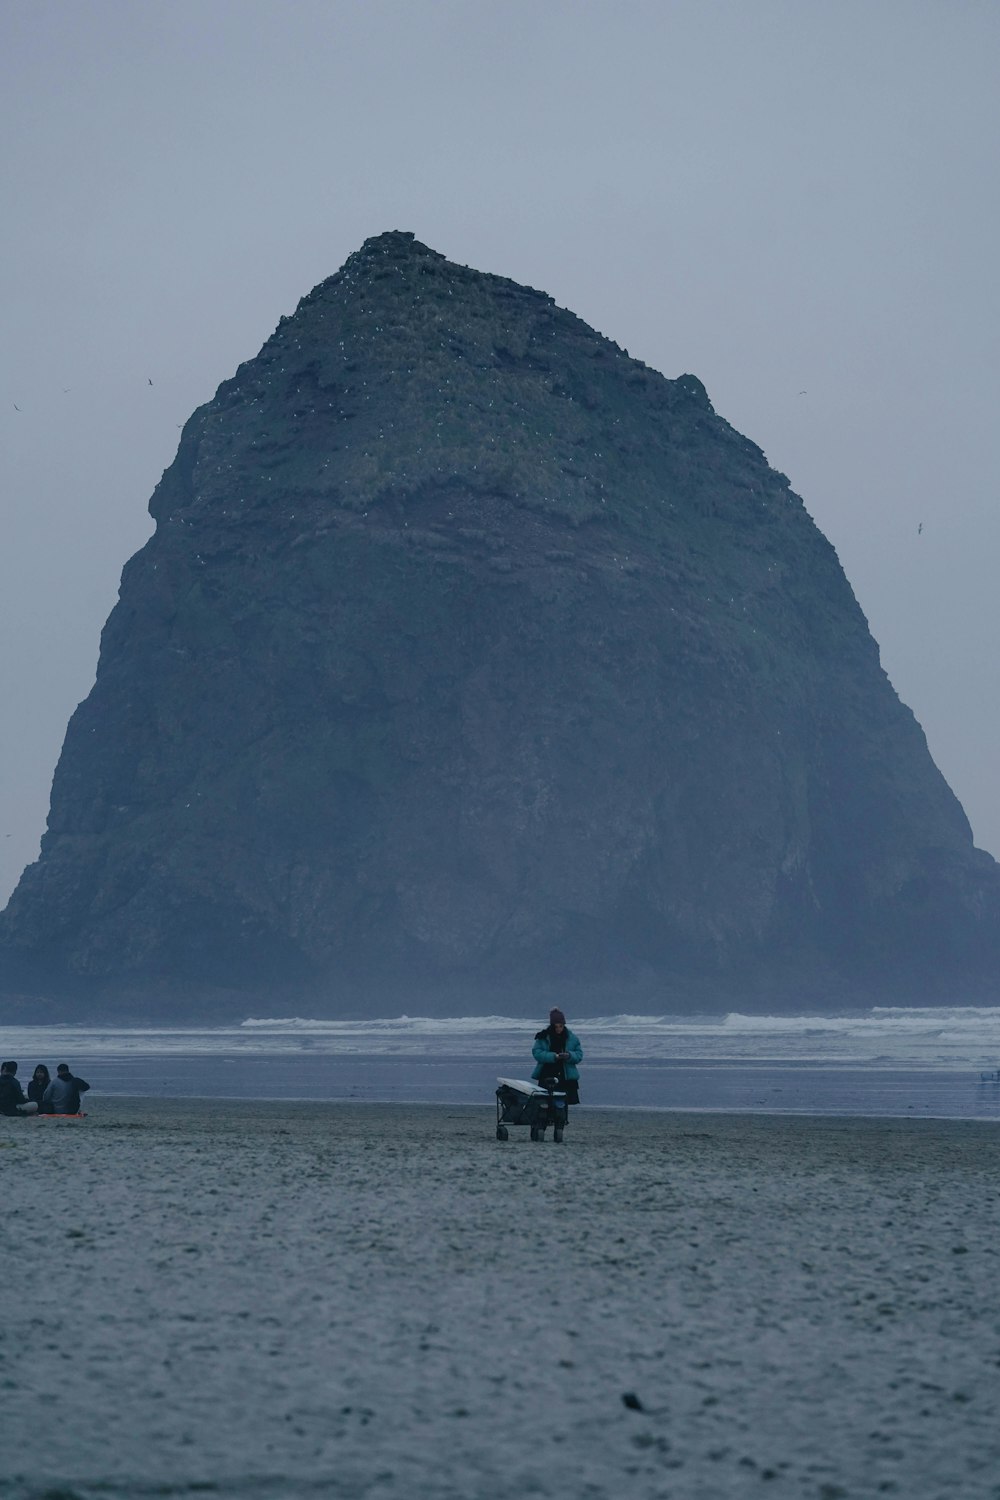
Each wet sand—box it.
[3,1100,1000,1499]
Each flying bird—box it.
[148,378,153,386]
[918,523,923,535]
[13,403,21,411]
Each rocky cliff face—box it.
[2,232,997,1018]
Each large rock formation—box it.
[2,232,998,1019]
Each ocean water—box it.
[5,1006,1000,1119]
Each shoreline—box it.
[7,1012,1000,1119]
[22,1090,1000,1125]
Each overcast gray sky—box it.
[2,0,998,904]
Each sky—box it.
[1,0,998,905]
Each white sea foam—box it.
[4,1006,1000,1068]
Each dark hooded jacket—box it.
[0,1072,29,1117]
[27,1071,51,1111]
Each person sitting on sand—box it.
[531,1008,583,1142]
[43,1064,91,1116]
[27,1064,51,1113]
[0,1061,39,1117]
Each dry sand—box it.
[3,1100,1000,1499]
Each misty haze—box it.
[3,5,999,1500]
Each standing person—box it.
[531,1008,583,1142]
[27,1064,51,1113]
[0,1061,38,1117]
[43,1064,91,1115]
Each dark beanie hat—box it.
[549,1008,566,1026]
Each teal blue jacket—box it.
[531,1027,583,1081]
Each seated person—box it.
[27,1064,51,1112]
[0,1061,39,1116]
[43,1064,91,1115]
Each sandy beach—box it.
[3,1101,1000,1499]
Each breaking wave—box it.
[5,1006,999,1068]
